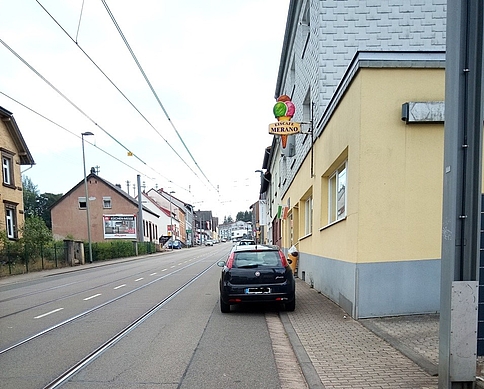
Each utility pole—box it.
[439,1,484,387]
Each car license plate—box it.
[245,287,271,294]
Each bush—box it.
[85,241,155,262]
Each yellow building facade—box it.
[0,107,35,240]
[281,66,447,318]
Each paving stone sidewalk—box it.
[283,280,439,389]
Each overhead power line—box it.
[0,37,196,193]
[101,0,219,193]
[34,0,204,185]
[0,90,192,193]
[0,37,148,165]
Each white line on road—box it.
[170,265,175,268]
[162,268,167,271]
[34,308,64,319]
[150,272,157,276]
[135,278,144,282]
[83,293,102,301]
[114,284,126,290]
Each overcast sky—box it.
[0,0,289,220]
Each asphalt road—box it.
[0,244,289,388]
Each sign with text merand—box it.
[268,121,301,136]
[104,214,137,239]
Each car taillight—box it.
[226,252,235,269]
[278,250,289,267]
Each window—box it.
[304,196,313,235]
[329,162,347,223]
[1,151,14,186]
[300,1,310,58]
[78,197,87,209]
[4,203,17,239]
[103,197,112,209]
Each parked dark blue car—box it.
[217,244,295,313]
[166,240,182,249]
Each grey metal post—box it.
[137,175,143,246]
[439,1,484,387]
[81,132,94,264]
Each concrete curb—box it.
[280,311,325,389]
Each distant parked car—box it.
[166,240,182,249]
[237,239,256,246]
[217,244,295,313]
[205,240,214,246]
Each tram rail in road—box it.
[42,262,215,389]
[0,252,219,356]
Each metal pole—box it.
[136,175,143,255]
[81,132,94,264]
[169,191,175,251]
[440,1,484,387]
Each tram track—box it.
[0,249,219,319]
[42,261,216,389]
[0,250,224,356]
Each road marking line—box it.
[150,272,157,276]
[114,284,126,290]
[83,294,102,301]
[35,308,64,319]
[170,265,175,268]
[162,268,167,271]
[135,277,144,282]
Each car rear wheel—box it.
[220,296,231,313]
[285,296,296,311]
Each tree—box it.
[22,176,62,229]
[223,215,234,224]
[21,216,53,248]
[37,192,63,229]
[236,211,252,222]
[22,176,39,218]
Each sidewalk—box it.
[283,280,438,388]
[282,279,484,389]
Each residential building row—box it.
[256,0,451,319]
[0,110,220,250]
[49,171,220,249]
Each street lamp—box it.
[82,132,94,264]
[255,169,271,183]
[169,190,175,250]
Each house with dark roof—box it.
[145,188,189,246]
[138,191,179,246]
[51,171,160,243]
[0,107,35,240]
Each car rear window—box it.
[233,251,281,268]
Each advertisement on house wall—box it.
[103,214,137,239]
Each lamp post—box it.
[169,191,175,250]
[82,132,94,263]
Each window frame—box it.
[103,196,112,209]
[78,196,87,209]
[1,150,15,187]
[329,162,347,224]
[4,202,17,239]
[304,195,313,235]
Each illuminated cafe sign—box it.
[268,121,301,135]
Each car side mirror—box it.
[217,261,226,267]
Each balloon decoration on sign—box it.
[273,95,295,148]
